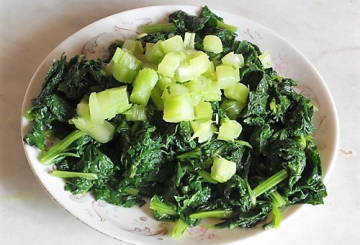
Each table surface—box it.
[1,1,359,245]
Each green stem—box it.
[124,187,139,196]
[198,170,218,184]
[252,169,288,198]
[189,209,234,219]
[216,20,238,32]
[263,202,282,230]
[149,195,177,215]
[141,23,176,34]
[50,170,98,180]
[40,130,86,165]
[172,218,188,239]
[270,191,287,208]
[177,148,202,161]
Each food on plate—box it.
[23,6,327,238]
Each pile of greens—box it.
[24,6,327,238]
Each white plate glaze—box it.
[21,5,339,245]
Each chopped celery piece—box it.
[150,86,164,110]
[174,51,211,82]
[88,92,103,124]
[185,80,203,105]
[184,79,197,92]
[203,81,222,101]
[259,51,273,69]
[76,100,91,118]
[162,82,189,101]
[190,120,216,143]
[202,61,216,80]
[111,47,126,63]
[157,52,185,78]
[174,62,194,82]
[111,63,140,83]
[160,35,185,54]
[133,53,147,63]
[216,65,240,89]
[183,32,195,49]
[125,104,147,121]
[217,118,242,141]
[224,82,249,104]
[141,61,158,71]
[221,99,246,119]
[91,86,131,120]
[111,47,142,69]
[189,51,211,76]
[221,52,244,68]
[110,48,142,83]
[157,75,173,90]
[194,101,213,121]
[122,39,144,55]
[70,116,115,143]
[163,93,194,122]
[203,35,223,54]
[145,42,165,64]
[130,68,158,106]
[71,99,115,143]
[211,156,236,183]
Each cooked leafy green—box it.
[23,5,327,238]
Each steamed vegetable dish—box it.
[23,6,327,238]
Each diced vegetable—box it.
[221,52,244,68]
[163,93,194,122]
[161,35,185,54]
[109,47,142,83]
[202,80,222,101]
[70,102,115,143]
[145,41,165,64]
[130,68,158,106]
[217,118,242,141]
[157,52,185,78]
[259,51,273,69]
[122,39,144,55]
[190,120,216,143]
[161,82,189,101]
[203,35,223,54]
[221,99,246,119]
[211,156,236,183]
[223,82,249,104]
[150,86,164,110]
[194,101,213,121]
[89,86,131,121]
[125,104,147,121]
[216,65,240,89]
[183,32,196,49]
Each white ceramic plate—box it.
[21,5,339,245]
